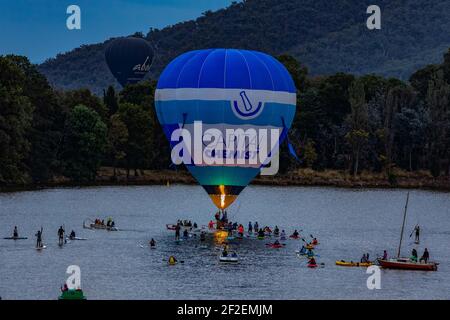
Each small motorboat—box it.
[59,289,86,300]
[219,254,239,263]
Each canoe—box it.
[336,260,373,267]
[59,289,86,300]
[377,258,438,271]
[4,235,27,240]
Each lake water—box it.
[0,185,449,300]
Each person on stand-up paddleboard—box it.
[13,226,19,238]
[175,223,180,240]
[58,226,65,246]
[411,225,420,243]
[35,229,42,248]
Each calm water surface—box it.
[1,185,449,299]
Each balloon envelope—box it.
[155,49,296,209]
[105,37,153,87]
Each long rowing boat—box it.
[83,219,118,231]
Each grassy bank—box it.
[1,167,449,193]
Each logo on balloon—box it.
[232,91,264,120]
[133,56,151,72]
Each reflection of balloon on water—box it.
[155,49,296,210]
[105,37,154,87]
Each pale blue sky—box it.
[0,0,235,63]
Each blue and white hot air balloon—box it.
[155,49,296,210]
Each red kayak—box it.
[307,263,318,268]
[289,235,300,239]
[266,243,284,248]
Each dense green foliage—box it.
[38,0,450,95]
[1,48,450,187]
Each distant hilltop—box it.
[38,0,450,95]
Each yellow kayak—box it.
[335,260,373,267]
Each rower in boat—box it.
[182,229,189,239]
[248,221,253,234]
[149,238,156,248]
[69,230,76,240]
[291,229,300,238]
[237,224,244,237]
[200,231,206,242]
[311,237,318,245]
[280,230,287,240]
[274,226,280,237]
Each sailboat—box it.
[377,192,439,271]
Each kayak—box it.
[305,244,314,250]
[308,263,318,268]
[4,235,27,240]
[257,236,265,240]
[289,235,300,239]
[336,260,373,267]
[168,260,177,265]
[265,243,284,248]
[36,245,47,250]
[59,289,86,300]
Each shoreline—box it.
[1,167,449,193]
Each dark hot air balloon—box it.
[105,37,154,87]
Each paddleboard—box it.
[36,245,47,250]
[3,237,28,240]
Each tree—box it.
[103,86,119,116]
[61,105,107,182]
[277,54,308,91]
[0,56,33,185]
[118,102,153,177]
[346,79,369,177]
[383,85,416,172]
[6,55,65,183]
[59,89,108,121]
[426,70,450,177]
[108,114,129,177]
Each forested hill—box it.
[38,0,450,95]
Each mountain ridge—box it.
[38,0,450,94]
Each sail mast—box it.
[397,192,410,257]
